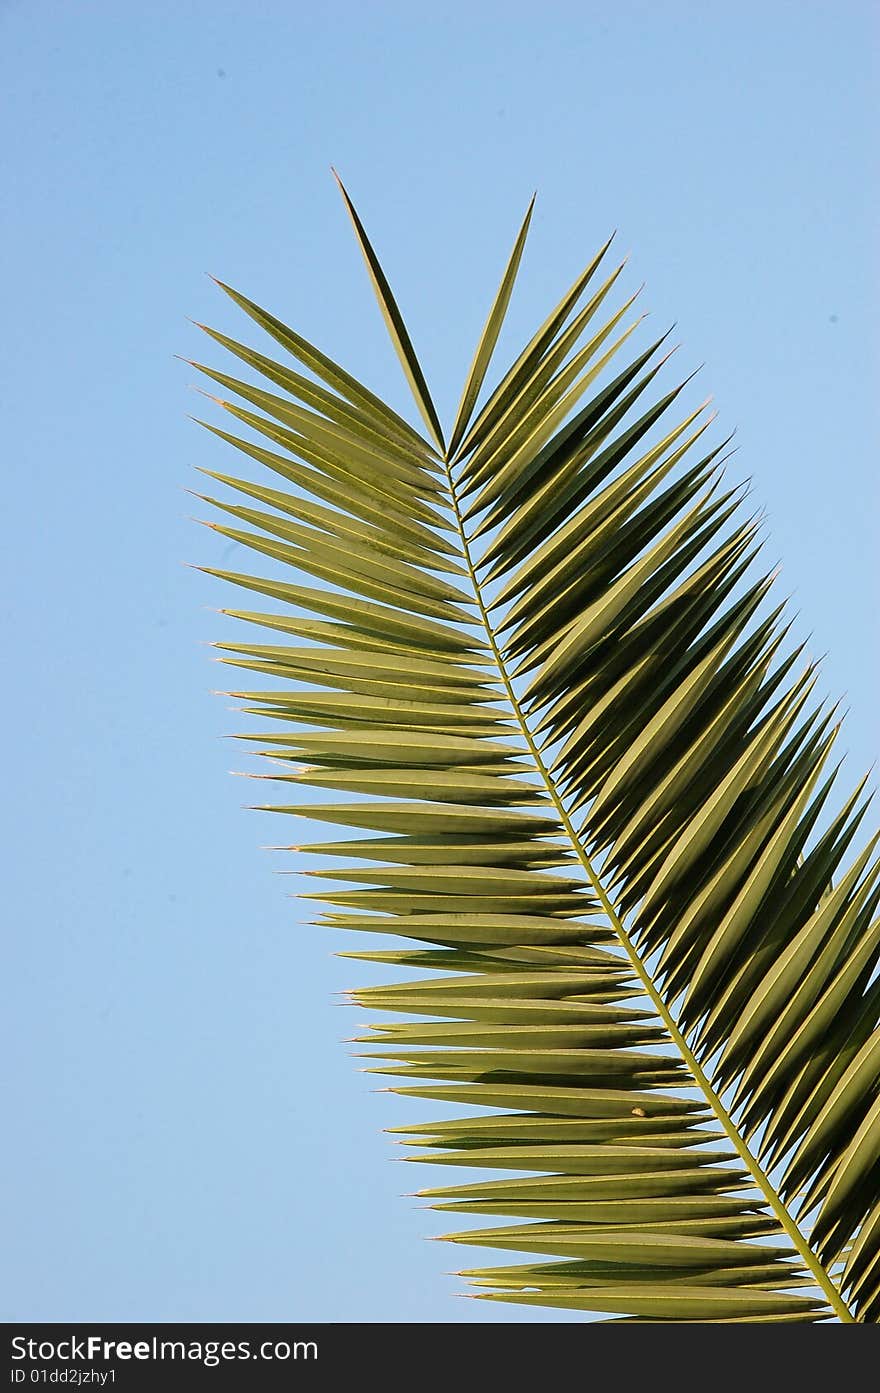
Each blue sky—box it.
[2,1,877,1322]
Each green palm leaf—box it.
[191,179,880,1322]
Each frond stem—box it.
[442,456,854,1323]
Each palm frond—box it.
[191,179,880,1322]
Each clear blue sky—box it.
[2,1,877,1323]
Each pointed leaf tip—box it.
[447,193,538,455]
[332,173,445,453]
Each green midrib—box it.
[441,454,854,1323]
